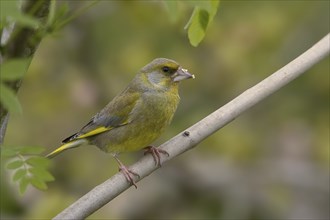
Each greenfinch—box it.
[46,58,194,187]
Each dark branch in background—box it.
[0,0,50,144]
[53,34,330,220]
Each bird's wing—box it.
[62,90,140,143]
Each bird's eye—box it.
[162,66,170,73]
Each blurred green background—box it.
[2,0,329,219]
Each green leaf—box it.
[185,0,219,17]
[0,58,32,81]
[1,147,18,157]
[19,177,30,194]
[0,0,40,28]
[30,177,48,190]
[29,167,55,182]
[7,160,24,169]
[185,0,220,47]
[9,13,40,29]
[0,83,22,114]
[54,2,70,22]
[26,157,51,167]
[46,0,57,27]
[1,146,46,158]
[13,169,27,181]
[18,146,45,154]
[1,145,53,194]
[186,8,207,47]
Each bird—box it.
[46,58,195,188]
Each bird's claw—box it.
[144,146,169,167]
[114,155,140,188]
[118,165,140,189]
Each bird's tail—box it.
[46,139,88,158]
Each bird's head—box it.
[140,58,194,90]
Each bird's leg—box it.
[113,154,140,189]
[144,146,169,167]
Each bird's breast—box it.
[139,90,180,123]
[95,89,180,153]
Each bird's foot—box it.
[118,165,140,189]
[144,146,169,167]
[113,155,140,188]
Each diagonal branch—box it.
[53,33,330,220]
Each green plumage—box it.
[46,58,194,160]
[90,72,180,153]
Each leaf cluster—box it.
[0,0,100,115]
[1,145,54,194]
[0,0,41,30]
[0,58,31,114]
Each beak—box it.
[172,67,195,82]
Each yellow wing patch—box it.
[76,126,112,139]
